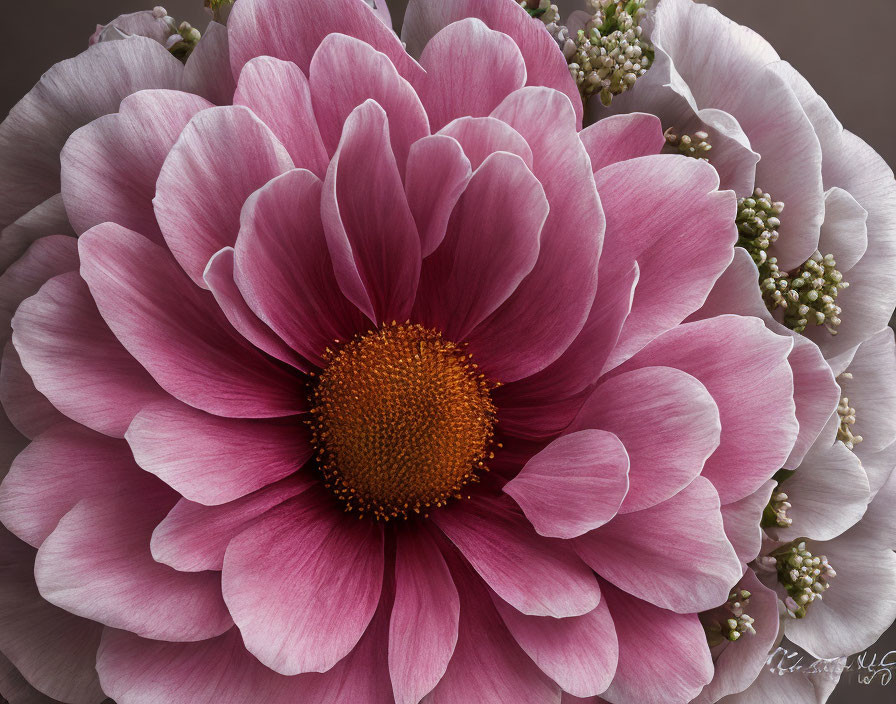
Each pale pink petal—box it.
[35,474,233,642]
[126,398,312,506]
[414,151,546,341]
[437,115,534,171]
[492,593,617,698]
[1,343,66,439]
[694,570,780,704]
[11,271,167,437]
[0,195,74,274]
[229,0,423,85]
[570,366,721,513]
[420,19,526,131]
[310,33,429,176]
[0,235,78,346]
[233,57,328,177]
[580,113,665,172]
[203,247,310,370]
[425,552,560,703]
[183,22,236,105]
[404,135,471,256]
[716,659,843,704]
[465,88,602,381]
[576,477,741,613]
[154,105,294,286]
[433,493,601,618]
[389,529,459,704]
[222,487,384,675]
[234,169,368,367]
[720,481,775,565]
[614,316,798,503]
[402,0,581,126]
[79,224,304,418]
[599,580,713,704]
[0,37,182,231]
[504,430,629,539]
[597,155,737,369]
[0,423,136,547]
[60,89,211,242]
[818,187,867,273]
[151,476,314,572]
[770,441,870,543]
[0,528,104,704]
[321,100,420,323]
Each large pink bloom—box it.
[0,1,802,702]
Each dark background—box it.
[1,1,894,702]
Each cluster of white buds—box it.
[836,373,863,450]
[771,541,836,619]
[737,189,848,334]
[664,127,712,160]
[763,488,793,528]
[565,1,654,106]
[701,589,756,647]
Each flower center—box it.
[308,323,498,521]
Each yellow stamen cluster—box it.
[308,322,498,521]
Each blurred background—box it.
[1,1,894,702]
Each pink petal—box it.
[402,0,581,127]
[183,22,236,105]
[504,430,629,539]
[151,476,314,572]
[613,315,798,504]
[596,155,737,370]
[126,398,312,506]
[0,235,78,347]
[437,115,534,171]
[465,87,602,381]
[600,579,713,704]
[433,493,601,617]
[492,593,618,698]
[414,151,546,341]
[580,113,665,172]
[404,135,471,256]
[154,105,294,286]
[389,529,459,704]
[425,552,560,703]
[570,366,721,513]
[491,262,638,436]
[97,627,316,704]
[35,474,233,642]
[0,37,182,232]
[310,33,429,176]
[228,0,424,84]
[222,487,384,675]
[203,247,310,370]
[719,481,775,565]
[234,169,368,367]
[78,223,304,418]
[60,89,211,242]
[575,477,741,613]
[11,271,167,437]
[0,423,135,547]
[420,19,526,131]
[0,528,104,704]
[0,195,74,274]
[818,186,868,273]
[321,100,421,323]
[687,248,840,469]
[1,342,66,440]
[233,57,328,178]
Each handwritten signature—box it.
[767,647,896,685]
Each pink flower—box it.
[0,1,804,703]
